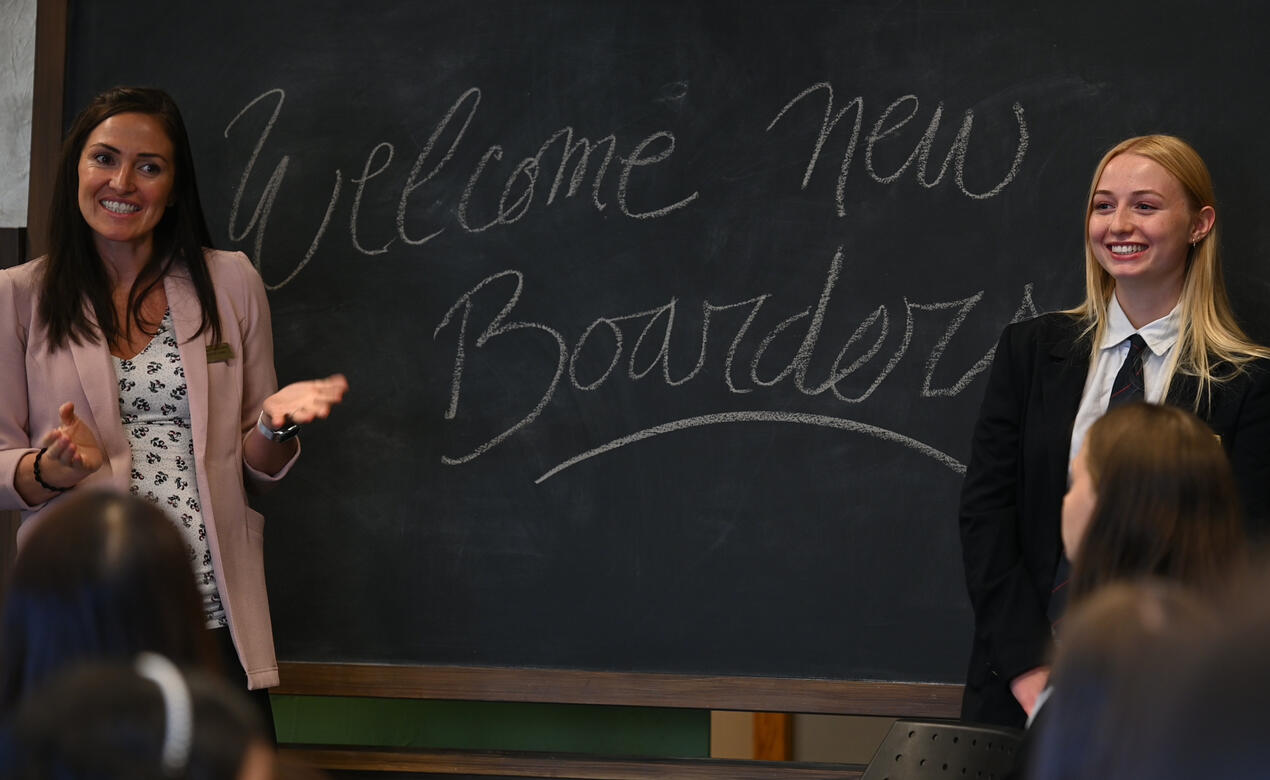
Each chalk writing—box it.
[224,89,342,289]
[535,412,968,483]
[434,269,567,466]
[434,246,1039,473]
[224,87,699,289]
[219,84,1045,479]
[766,82,1029,214]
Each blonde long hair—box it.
[1066,135,1270,407]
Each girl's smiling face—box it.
[1087,153,1213,298]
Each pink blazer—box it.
[0,250,297,689]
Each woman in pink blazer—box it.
[0,87,346,724]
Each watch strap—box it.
[257,410,301,442]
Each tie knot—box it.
[1107,333,1149,410]
[1126,333,1147,357]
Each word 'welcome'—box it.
[223,87,699,289]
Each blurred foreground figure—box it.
[0,490,215,712]
[1027,580,1216,780]
[0,653,272,780]
[1102,566,1270,780]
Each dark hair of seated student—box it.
[1026,579,1218,780]
[1066,402,1247,607]
[0,654,271,780]
[0,490,217,712]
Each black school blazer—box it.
[958,312,1270,727]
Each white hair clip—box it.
[135,652,194,776]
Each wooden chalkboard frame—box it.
[26,0,63,261]
[275,662,962,718]
[273,663,960,772]
[281,746,868,779]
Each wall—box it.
[0,0,37,228]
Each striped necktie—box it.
[1107,333,1149,409]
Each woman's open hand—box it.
[261,374,349,428]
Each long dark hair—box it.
[0,491,217,712]
[41,85,221,350]
[1068,402,1246,605]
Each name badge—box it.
[206,343,235,363]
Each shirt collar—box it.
[1101,293,1181,356]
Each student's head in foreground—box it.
[1028,579,1217,780]
[1061,401,1245,607]
[1101,563,1270,779]
[0,490,214,711]
[1,653,271,780]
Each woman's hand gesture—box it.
[261,374,349,428]
[39,402,105,486]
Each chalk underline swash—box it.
[533,410,967,483]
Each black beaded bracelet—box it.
[33,447,72,493]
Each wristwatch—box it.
[257,410,302,442]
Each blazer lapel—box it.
[1041,321,1092,419]
[1030,318,1091,567]
[68,333,129,482]
[1041,319,1091,458]
[165,270,210,466]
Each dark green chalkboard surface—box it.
[64,0,1270,690]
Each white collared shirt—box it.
[1067,294,1180,467]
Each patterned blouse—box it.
[113,309,226,629]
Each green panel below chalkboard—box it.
[271,695,709,757]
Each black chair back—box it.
[861,719,1023,780]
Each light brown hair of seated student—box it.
[1066,402,1246,607]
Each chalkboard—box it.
[63,1,1270,689]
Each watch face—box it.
[272,423,302,442]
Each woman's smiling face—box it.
[76,112,176,255]
[1087,153,1210,297]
